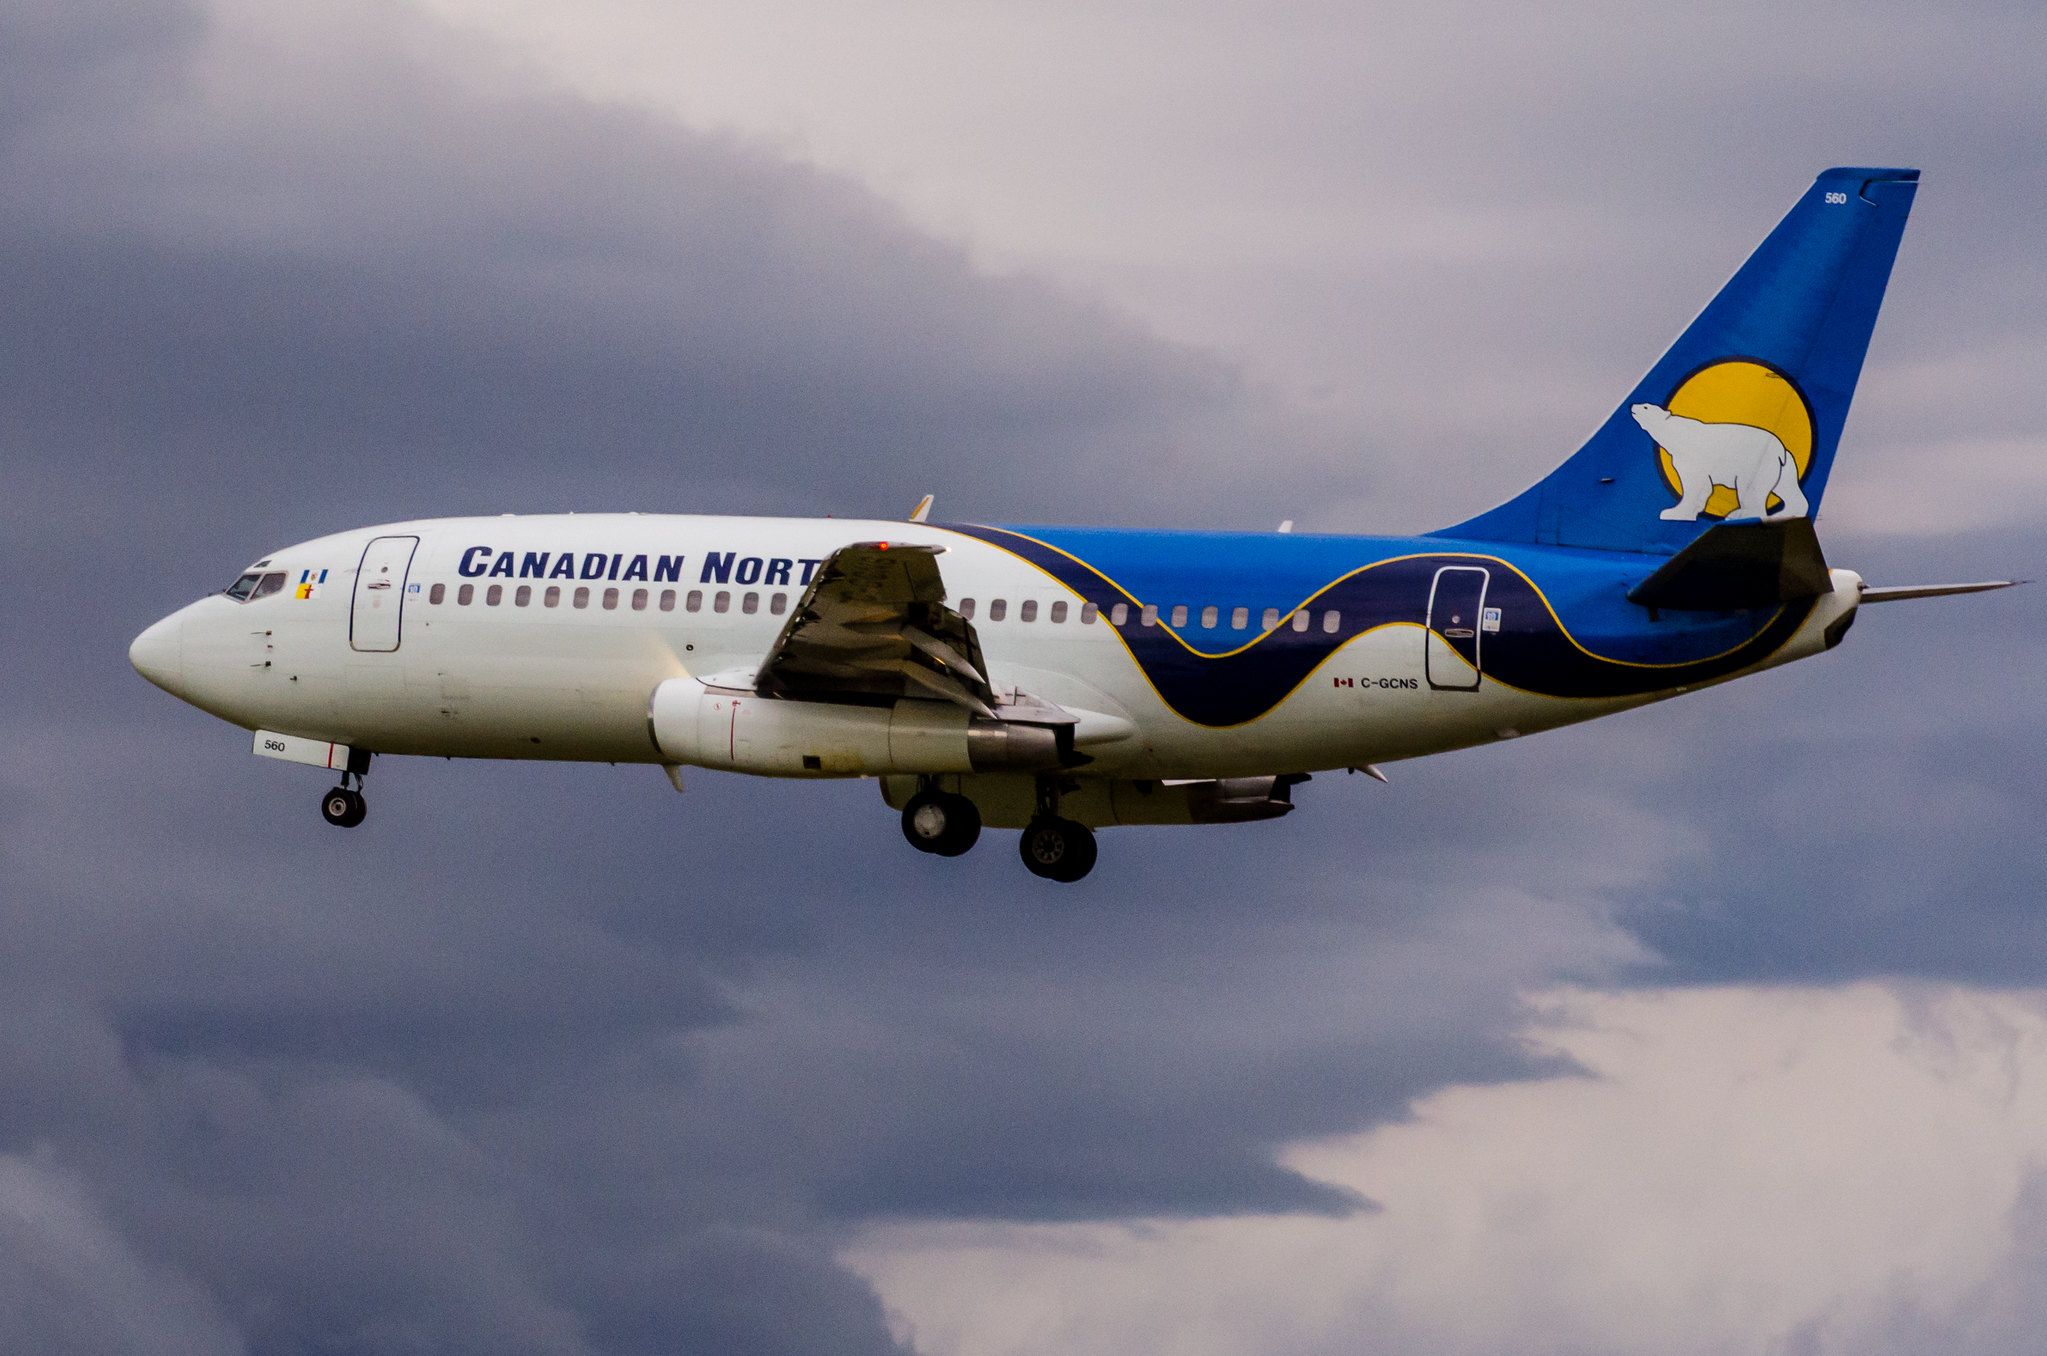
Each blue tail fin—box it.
[1435,167,1919,554]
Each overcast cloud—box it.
[4,0,2044,1352]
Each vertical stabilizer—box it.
[1436,168,1918,554]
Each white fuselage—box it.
[132,513,1861,783]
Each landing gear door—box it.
[350,535,419,653]
[1425,566,1490,691]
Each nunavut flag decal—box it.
[294,568,329,600]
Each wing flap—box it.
[753,541,1001,715]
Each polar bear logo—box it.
[1630,402,1809,521]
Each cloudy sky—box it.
[5,0,2045,1351]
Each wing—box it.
[752,541,1000,717]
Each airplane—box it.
[131,167,2018,882]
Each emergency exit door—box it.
[1424,566,1489,691]
[350,535,419,652]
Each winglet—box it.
[908,494,934,523]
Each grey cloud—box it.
[6,0,2046,1352]
[0,1154,241,1356]
[0,0,1245,543]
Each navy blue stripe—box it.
[947,524,1812,727]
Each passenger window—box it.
[1323,609,1341,633]
[573,586,589,609]
[249,572,287,601]
[742,592,759,615]
[1019,600,1037,622]
[1262,607,1280,630]
[714,591,731,613]
[545,586,561,608]
[770,594,788,616]
[1110,602,1129,626]
[989,599,1007,621]
[1201,606,1218,628]
[687,590,703,612]
[430,582,446,604]
[959,598,976,619]
[1231,606,1248,629]
[1080,602,1098,624]
[632,588,648,611]
[1050,600,1068,623]
[486,585,502,606]
[458,584,475,606]
[515,585,532,607]
[660,589,676,612]
[602,587,619,610]
[1141,604,1158,627]
[1169,605,1187,627]
[1291,610,1310,632]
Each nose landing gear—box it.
[321,785,366,827]
[320,757,371,828]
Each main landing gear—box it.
[320,762,370,829]
[901,786,981,857]
[1018,815,1096,883]
[1019,776,1095,882]
[900,776,1098,881]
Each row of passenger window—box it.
[427,583,789,615]
[424,582,1342,634]
[957,598,1342,634]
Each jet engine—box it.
[648,677,1068,777]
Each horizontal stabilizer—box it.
[1859,580,2025,603]
[1627,519,1832,611]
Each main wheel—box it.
[902,791,980,857]
[321,787,366,828]
[1018,816,1096,882]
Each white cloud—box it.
[850,983,2047,1355]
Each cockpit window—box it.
[226,571,288,602]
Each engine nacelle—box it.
[648,678,1064,777]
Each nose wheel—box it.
[320,768,368,828]
[321,787,366,827]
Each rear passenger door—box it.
[1424,566,1489,691]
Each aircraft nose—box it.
[129,611,188,693]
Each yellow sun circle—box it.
[1655,361,1814,519]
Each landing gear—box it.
[890,775,1097,880]
[1019,816,1096,882]
[321,785,367,828]
[321,758,370,828]
[901,789,981,857]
